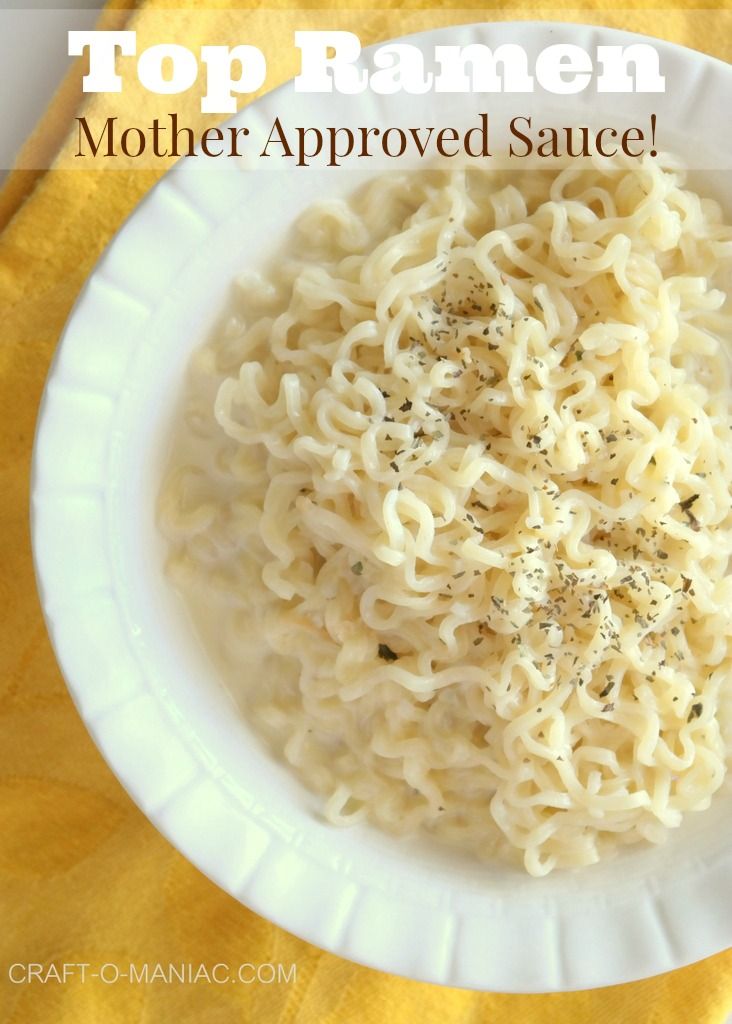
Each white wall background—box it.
[0,2,102,178]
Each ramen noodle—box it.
[159,157,732,875]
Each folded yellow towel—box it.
[2,1,731,1020]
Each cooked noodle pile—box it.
[160,158,732,875]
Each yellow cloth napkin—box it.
[2,1,732,1021]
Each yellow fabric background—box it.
[2,1,732,1020]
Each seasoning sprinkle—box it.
[688,702,703,722]
[377,643,399,662]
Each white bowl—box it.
[32,21,732,992]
